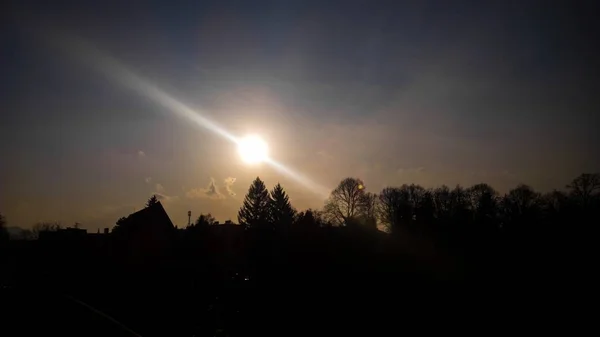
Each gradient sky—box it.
[1,0,599,229]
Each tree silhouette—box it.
[567,173,600,210]
[324,177,367,226]
[269,183,296,232]
[467,183,499,230]
[238,177,271,230]
[402,184,427,225]
[541,190,569,215]
[377,187,404,233]
[31,221,62,239]
[358,192,378,230]
[433,185,453,226]
[379,186,421,232]
[191,213,217,228]
[294,209,326,230]
[500,184,541,231]
[416,188,435,227]
[146,195,159,208]
[449,185,471,229]
[184,213,216,240]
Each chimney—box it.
[104,228,109,234]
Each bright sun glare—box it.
[237,135,269,164]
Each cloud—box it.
[145,177,152,183]
[186,178,225,200]
[223,177,237,196]
[154,192,178,202]
[150,183,177,202]
[137,150,146,158]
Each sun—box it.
[237,135,269,164]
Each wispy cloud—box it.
[137,150,146,158]
[224,177,237,196]
[151,183,177,202]
[186,178,225,200]
[155,192,179,202]
[145,177,152,183]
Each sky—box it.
[1,0,599,229]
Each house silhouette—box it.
[112,201,175,264]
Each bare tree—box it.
[377,186,412,233]
[467,183,499,228]
[540,190,571,227]
[376,184,434,231]
[541,190,569,214]
[450,185,471,223]
[323,177,367,226]
[501,184,541,229]
[359,192,378,230]
[377,187,400,232]
[403,184,422,214]
[31,221,62,239]
[400,184,428,225]
[433,185,453,225]
[415,188,435,226]
[567,173,600,209]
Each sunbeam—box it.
[50,32,331,198]
[54,34,238,144]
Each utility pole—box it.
[188,211,191,227]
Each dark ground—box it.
[1,228,568,336]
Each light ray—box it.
[55,34,238,144]
[50,32,331,198]
[265,158,331,197]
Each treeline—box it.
[3,173,597,242]
[170,173,598,282]
[187,173,598,237]
[0,218,63,242]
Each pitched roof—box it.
[125,201,174,231]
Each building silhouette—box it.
[112,202,175,264]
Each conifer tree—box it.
[238,177,271,230]
[269,183,296,231]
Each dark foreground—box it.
[1,229,568,336]
[1,268,473,337]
